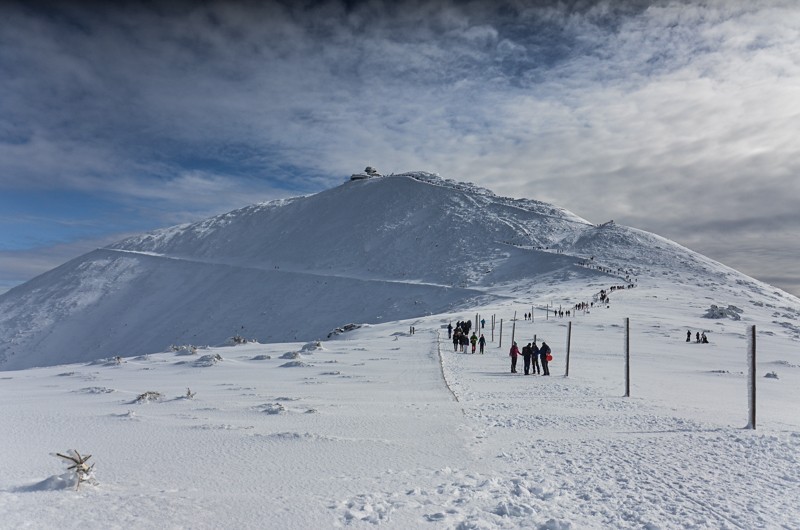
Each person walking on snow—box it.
[478,334,486,354]
[522,343,532,375]
[539,341,551,376]
[460,332,469,353]
[452,331,460,352]
[448,323,453,339]
[470,332,478,353]
[531,342,541,374]
[509,342,520,373]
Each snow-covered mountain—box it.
[1,172,798,370]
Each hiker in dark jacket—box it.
[539,341,551,376]
[531,342,541,374]
[478,334,486,354]
[521,343,532,375]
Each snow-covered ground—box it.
[2,273,798,529]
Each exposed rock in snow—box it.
[703,304,744,320]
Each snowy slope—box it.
[1,172,798,371]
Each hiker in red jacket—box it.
[509,342,520,373]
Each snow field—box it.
[0,305,798,528]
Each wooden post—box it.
[565,321,572,377]
[511,319,516,347]
[491,315,495,342]
[624,317,630,397]
[499,319,503,348]
[748,325,756,429]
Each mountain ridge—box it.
[1,172,798,370]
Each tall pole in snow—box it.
[624,317,630,398]
[499,319,503,348]
[511,317,516,347]
[564,321,572,377]
[748,325,757,429]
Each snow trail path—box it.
[437,334,800,529]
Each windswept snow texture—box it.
[1,298,798,528]
[1,173,800,528]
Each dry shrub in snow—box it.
[55,450,96,490]
[135,391,163,403]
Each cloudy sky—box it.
[1,0,799,297]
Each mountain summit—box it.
[1,172,797,370]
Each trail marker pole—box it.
[499,319,503,348]
[564,321,572,377]
[624,317,630,398]
[511,319,516,347]
[748,325,757,429]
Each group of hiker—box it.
[508,340,551,375]
[687,330,709,343]
[448,319,553,374]
[448,321,486,354]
